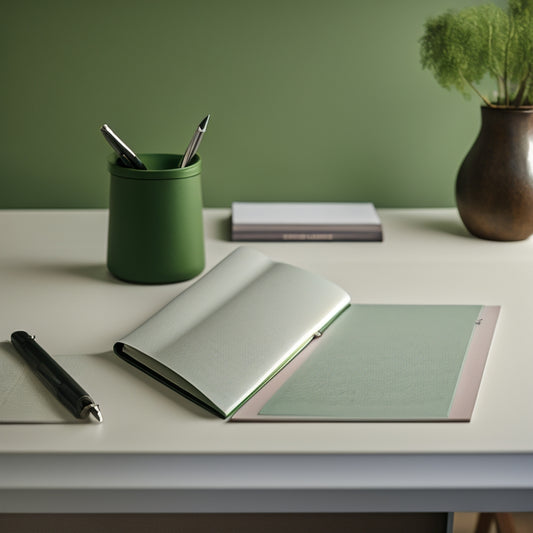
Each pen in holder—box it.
[107,153,205,284]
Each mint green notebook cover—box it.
[233,304,499,421]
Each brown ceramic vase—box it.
[456,106,533,241]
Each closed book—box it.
[231,202,383,241]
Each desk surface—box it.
[1,208,532,512]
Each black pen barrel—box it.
[10,331,91,418]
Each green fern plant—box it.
[420,0,533,107]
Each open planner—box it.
[114,247,500,421]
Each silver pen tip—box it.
[199,115,210,131]
[89,405,103,423]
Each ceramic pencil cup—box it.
[107,153,205,284]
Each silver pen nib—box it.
[198,114,210,132]
[88,404,103,423]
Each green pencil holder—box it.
[107,153,205,284]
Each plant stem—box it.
[503,17,516,107]
[514,67,532,107]
[497,77,506,105]
[519,80,532,107]
[460,73,495,107]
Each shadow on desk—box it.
[422,218,471,238]
[211,215,232,241]
[66,264,120,283]
[7,260,123,285]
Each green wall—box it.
[1,0,501,208]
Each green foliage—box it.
[420,0,533,107]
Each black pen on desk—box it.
[100,124,147,170]
[179,114,210,168]
[10,331,103,423]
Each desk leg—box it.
[475,512,517,533]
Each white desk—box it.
[0,209,532,513]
